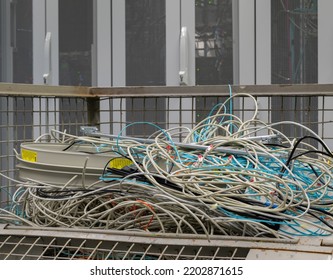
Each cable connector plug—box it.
[193,154,204,167]
[166,145,173,154]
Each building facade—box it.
[2,0,331,88]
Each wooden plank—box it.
[2,83,333,98]
[89,84,333,97]
[0,83,91,97]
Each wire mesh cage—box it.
[1,83,333,260]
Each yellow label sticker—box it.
[109,158,133,169]
[21,149,37,162]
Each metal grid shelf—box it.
[0,225,333,260]
[0,236,248,260]
[0,226,248,260]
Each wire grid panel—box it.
[0,95,89,208]
[0,235,249,260]
[0,226,333,260]
[100,95,270,140]
[99,94,326,142]
[0,233,248,260]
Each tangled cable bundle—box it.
[4,92,333,239]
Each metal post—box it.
[87,97,100,128]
